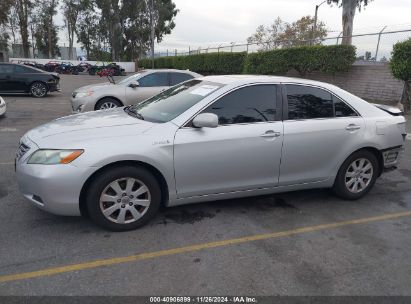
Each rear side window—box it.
[138,72,169,87]
[203,85,277,125]
[0,65,14,74]
[286,85,333,119]
[170,72,194,86]
[333,95,358,117]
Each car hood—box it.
[25,108,155,147]
[76,82,113,92]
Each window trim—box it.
[182,82,283,128]
[281,83,361,121]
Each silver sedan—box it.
[70,69,202,113]
[16,76,406,231]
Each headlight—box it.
[76,91,93,98]
[28,150,84,165]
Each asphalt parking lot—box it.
[0,74,410,296]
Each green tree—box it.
[327,0,372,45]
[76,0,99,59]
[247,16,327,51]
[391,38,411,111]
[32,0,60,58]
[62,0,81,59]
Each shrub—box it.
[391,38,411,82]
[138,52,247,74]
[391,38,411,111]
[244,45,356,76]
[138,45,356,77]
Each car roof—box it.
[198,75,339,90]
[143,69,202,76]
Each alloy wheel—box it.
[99,102,119,110]
[344,158,374,194]
[31,83,47,97]
[99,178,151,224]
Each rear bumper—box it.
[382,145,404,169]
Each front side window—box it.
[202,85,277,125]
[15,65,34,74]
[286,85,333,120]
[138,72,169,87]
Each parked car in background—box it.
[0,63,60,97]
[76,62,92,73]
[71,69,202,112]
[56,62,79,75]
[96,63,126,77]
[44,61,61,72]
[17,76,406,231]
[0,96,6,117]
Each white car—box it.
[0,96,6,117]
[71,69,202,113]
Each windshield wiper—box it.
[124,106,145,120]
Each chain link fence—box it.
[150,26,411,62]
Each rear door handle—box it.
[260,130,281,138]
[346,124,361,131]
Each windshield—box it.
[117,73,144,85]
[126,80,223,123]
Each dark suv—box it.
[0,63,60,98]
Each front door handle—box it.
[346,124,361,131]
[260,130,281,138]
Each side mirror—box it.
[129,81,139,89]
[192,113,219,128]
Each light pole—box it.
[312,0,327,45]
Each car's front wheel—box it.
[333,150,379,200]
[30,82,48,98]
[86,166,162,231]
[95,98,122,110]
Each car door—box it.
[125,72,170,104]
[174,84,283,198]
[280,84,365,186]
[12,65,35,92]
[0,64,16,92]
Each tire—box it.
[86,166,162,231]
[89,69,96,76]
[95,97,122,110]
[333,150,379,200]
[30,82,48,98]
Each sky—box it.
[56,0,411,57]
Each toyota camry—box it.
[16,75,406,231]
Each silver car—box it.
[71,69,202,113]
[17,76,406,231]
[0,96,6,117]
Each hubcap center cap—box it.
[121,196,130,204]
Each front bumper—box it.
[16,139,97,216]
[70,96,95,113]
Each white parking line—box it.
[0,128,18,132]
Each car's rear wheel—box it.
[86,166,162,231]
[30,82,48,98]
[95,98,122,110]
[333,150,379,200]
